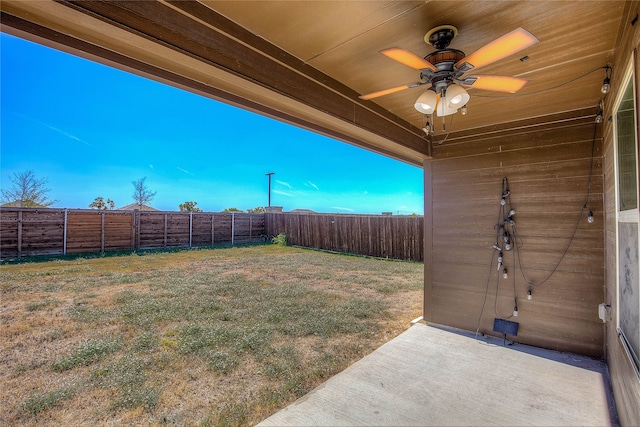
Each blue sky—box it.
[1,33,423,215]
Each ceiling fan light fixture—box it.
[445,84,470,109]
[437,96,458,116]
[414,90,437,114]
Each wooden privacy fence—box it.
[0,208,423,261]
[0,208,266,259]
[266,212,424,261]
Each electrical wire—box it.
[476,178,514,339]
[494,178,517,319]
[475,95,599,341]
[515,120,598,288]
[475,248,497,340]
[434,114,455,144]
[433,66,605,145]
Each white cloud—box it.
[273,189,295,197]
[149,164,154,169]
[275,180,292,189]
[332,206,355,212]
[305,181,319,190]
[177,166,194,176]
[29,115,91,147]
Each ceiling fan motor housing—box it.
[422,49,466,94]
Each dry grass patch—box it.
[1,245,422,426]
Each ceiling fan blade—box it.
[380,47,437,71]
[359,83,417,100]
[455,28,538,71]
[463,75,530,93]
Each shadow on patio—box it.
[259,323,618,426]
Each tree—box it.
[222,207,243,213]
[1,169,57,207]
[247,206,265,213]
[89,197,115,210]
[179,201,202,212]
[131,177,156,208]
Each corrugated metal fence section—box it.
[265,213,423,261]
[0,208,266,258]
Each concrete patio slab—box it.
[258,323,617,426]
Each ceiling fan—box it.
[359,25,539,116]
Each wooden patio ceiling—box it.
[0,1,627,166]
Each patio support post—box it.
[423,159,434,323]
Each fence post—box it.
[368,216,372,257]
[17,210,23,259]
[163,213,168,248]
[101,211,105,253]
[63,209,68,255]
[211,214,216,246]
[130,211,135,251]
[231,213,235,245]
[189,212,193,248]
[136,210,141,250]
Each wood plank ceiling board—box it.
[0,0,628,160]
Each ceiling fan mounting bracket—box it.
[424,25,458,50]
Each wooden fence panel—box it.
[192,213,214,247]
[104,212,134,251]
[67,211,102,254]
[21,209,65,257]
[265,212,423,261]
[166,213,190,248]
[1,209,420,260]
[138,212,165,249]
[214,214,233,243]
[0,209,19,258]
[0,209,272,258]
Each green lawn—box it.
[1,245,423,426]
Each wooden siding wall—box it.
[424,110,605,358]
[602,2,640,426]
[266,213,423,261]
[0,208,265,259]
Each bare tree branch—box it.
[1,170,57,207]
[131,177,157,208]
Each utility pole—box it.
[265,172,275,207]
